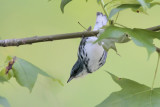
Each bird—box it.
[67,12,108,83]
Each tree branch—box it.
[0,31,98,47]
[0,25,160,47]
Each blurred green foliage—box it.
[0,0,160,107]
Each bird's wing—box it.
[78,37,91,72]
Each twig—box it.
[115,12,119,23]
[114,23,128,28]
[78,22,88,31]
[100,0,111,24]
[151,53,160,90]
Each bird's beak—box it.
[67,76,74,83]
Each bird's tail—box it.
[93,12,108,31]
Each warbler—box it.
[67,12,107,83]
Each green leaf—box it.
[4,56,13,63]
[0,69,14,83]
[96,26,130,52]
[0,69,10,83]
[0,76,8,83]
[60,0,72,13]
[12,57,63,91]
[0,96,10,107]
[106,0,152,6]
[104,0,140,11]
[150,2,160,7]
[96,26,128,42]
[12,58,39,92]
[101,39,118,52]
[108,0,139,5]
[0,56,15,83]
[106,0,157,19]
[96,26,160,56]
[109,1,160,19]
[127,28,160,56]
[145,0,153,2]
[97,72,160,107]
[109,4,141,19]
[137,0,148,10]
[100,35,130,52]
[36,67,64,86]
[131,2,160,13]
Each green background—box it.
[0,0,160,107]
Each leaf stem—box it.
[114,23,128,28]
[100,0,111,25]
[151,53,160,90]
[115,12,119,23]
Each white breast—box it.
[85,37,105,72]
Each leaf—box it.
[0,56,15,83]
[137,0,148,10]
[106,0,152,6]
[0,76,8,83]
[0,96,10,107]
[150,2,160,7]
[0,69,10,83]
[109,4,141,19]
[96,26,160,57]
[106,0,158,19]
[12,57,63,91]
[96,26,130,52]
[97,72,160,107]
[60,0,72,13]
[108,0,139,5]
[0,69,14,83]
[37,67,64,86]
[128,28,160,56]
[109,1,160,19]
[145,0,153,2]
[12,58,39,92]
[104,0,141,11]
[101,39,118,52]
[4,56,13,63]
[100,35,130,52]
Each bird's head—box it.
[67,59,86,83]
